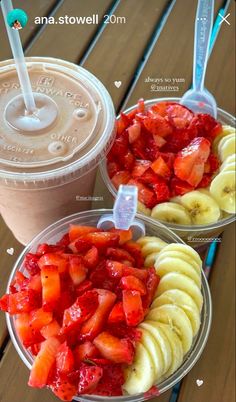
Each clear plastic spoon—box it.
[97,185,145,239]
[180,0,217,118]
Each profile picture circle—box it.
[7,9,28,30]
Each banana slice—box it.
[123,343,155,394]
[146,305,193,354]
[154,256,201,287]
[156,272,203,312]
[220,154,236,169]
[153,322,184,377]
[140,322,172,374]
[180,190,221,224]
[159,243,202,268]
[151,202,192,225]
[220,162,235,173]
[213,125,235,153]
[151,289,200,336]
[141,240,168,257]
[144,251,161,267]
[137,201,151,216]
[137,236,167,247]
[156,249,201,274]
[139,327,165,381]
[219,135,236,162]
[210,171,235,213]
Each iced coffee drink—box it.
[0,57,116,244]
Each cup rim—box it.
[100,97,236,233]
[6,209,212,401]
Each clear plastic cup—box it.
[6,209,212,401]
[100,98,236,249]
[0,57,116,245]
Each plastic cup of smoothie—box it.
[100,98,236,249]
[6,209,212,401]
[0,57,116,245]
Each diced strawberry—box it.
[28,274,42,293]
[93,363,124,396]
[69,225,101,242]
[122,290,144,327]
[24,253,40,275]
[143,133,161,161]
[109,228,133,245]
[107,323,142,343]
[197,174,212,188]
[106,260,148,281]
[50,374,77,401]
[62,290,98,333]
[56,233,70,248]
[153,179,170,203]
[142,268,160,310]
[56,342,74,374]
[75,280,93,296]
[54,289,75,324]
[193,113,221,140]
[137,98,145,113]
[119,150,135,171]
[9,271,28,293]
[30,308,53,330]
[78,364,103,394]
[40,320,61,339]
[106,260,124,278]
[139,167,160,185]
[77,232,119,249]
[123,266,148,281]
[122,241,144,267]
[110,134,129,156]
[143,113,172,137]
[83,246,99,269]
[151,156,171,180]
[68,238,92,254]
[106,247,135,265]
[41,265,60,311]
[128,121,141,143]
[36,243,64,255]
[28,343,41,357]
[1,289,40,314]
[128,179,157,208]
[28,337,61,388]
[171,177,194,196]
[90,261,116,290]
[38,253,68,274]
[174,137,211,187]
[111,170,131,189]
[79,289,116,341]
[150,101,173,117]
[153,134,167,148]
[131,160,152,179]
[15,313,44,347]
[93,332,134,364]
[167,104,193,129]
[206,153,220,174]
[108,301,125,324]
[117,112,131,136]
[130,136,148,160]
[120,275,147,295]
[209,122,222,139]
[74,341,98,365]
[88,358,111,365]
[107,161,120,179]
[68,256,87,285]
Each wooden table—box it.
[0,1,235,401]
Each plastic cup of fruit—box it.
[6,209,212,402]
[100,98,236,249]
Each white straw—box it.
[1,0,36,113]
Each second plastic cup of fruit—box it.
[100,98,235,249]
[6,209,212,402]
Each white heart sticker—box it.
[7,247,14,255]
[114,81,122,88]
[196,379,204,387]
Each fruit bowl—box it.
[5,210,212,401]
[100,98,235,248]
